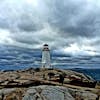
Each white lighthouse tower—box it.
[42,44,51,68]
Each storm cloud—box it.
[0,0,100,56]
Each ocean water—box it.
[71,68,100,81]
[0,45,100,81]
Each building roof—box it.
[43,44,48,46]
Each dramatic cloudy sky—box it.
[0,0,100,56]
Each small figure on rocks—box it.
[59,74,65,85]
[96,95,100,100]
[1,93,4,100]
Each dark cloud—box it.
[0,0,100,55]
[17,14,43,32]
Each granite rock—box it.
[23,85,74,100]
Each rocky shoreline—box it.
[0,68,100,100]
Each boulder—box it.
[0,88,15,95]
[68,88,98,100]
[0,88,15,99]
[23,85,74,100]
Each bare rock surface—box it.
[0,68,96,87]
[0,88,15,95]
[0,85,99,100]
[22,85,74,100]
[68,88,98,100]
[0,68,99,100]
[23,85,99,100]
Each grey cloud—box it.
[0,19,10,29]
[0,0,100,55]
[17,17,43,32]
[13,36,40,45]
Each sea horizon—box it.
[0,45,100,81]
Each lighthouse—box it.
[42,44,51,68]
